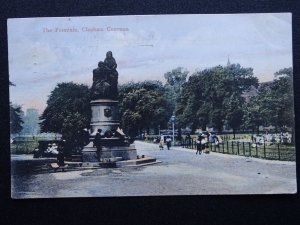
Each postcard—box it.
[8,14,296,198]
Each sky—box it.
[8,13,292,113]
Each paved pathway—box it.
[11,141,297,198]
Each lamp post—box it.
[171,114,176,146]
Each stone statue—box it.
[82,51,138,163]
[91,51,118,100]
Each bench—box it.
[50,163,69,172]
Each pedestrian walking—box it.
[166,136,172,150]
[57,143,65,167]
[196,134,204,155]
[159,135,164,150]
[159,141,164,150]
[185,133,191,148]
[93,129,102,161]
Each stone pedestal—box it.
[82,99,137,162]
[90,99,120,136]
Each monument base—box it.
[81,141,137,163]
[90,99,120,136]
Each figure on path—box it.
[166,136,172,150]
[159,135,164,150]
[196,134,204,155]
[57,143,65,166]
[185,133,191,148]
[93,129,103,161]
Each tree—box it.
[224,93,244,138]
[119,80,168,137]
[164,67,188,114]
[262,68,293,131]
[40,82,91,142]
[275,67,292,79]
[10,103,24,134]
[164,67,188,87]
[242,96,264,134]
[164,67,188,139]
[176,64,258,133]
[242,67,293,134]
[9,81,24,134]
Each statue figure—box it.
[91,51,118,100]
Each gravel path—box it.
[11,141,297,198]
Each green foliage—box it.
[242,96,263,132]
[10,103,24,134]
[163,67,188,137]
[119,80,168,136]
[163,67,188,114]
[176,64,258,132]
[10,81,24,134]
[224,93,244,133]
[244,67,293,132]
[275,67,292,78]
[11,140,38,154]
[40,82,91,141]
[164,67,188,87]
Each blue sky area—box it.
[8,13,292,112]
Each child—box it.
[159,136,164,150]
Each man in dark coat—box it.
[196,134,204,155]
[93,129,102,161]
[57,143,65,166]
[166,136,172,150]
[185,133,191,148]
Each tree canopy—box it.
[40,82,91,141]
[243,67,293,133]
[9,81,24,134]
[163,67,188,129]
[10,103,24,134]
[176,64,258,132]
[119,80,168,136]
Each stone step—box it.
[80,156,123,167]
[116,156,157,167]
[136,158,156,165]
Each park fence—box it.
[181,139,295,161]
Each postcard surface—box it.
[8,14,296,198]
